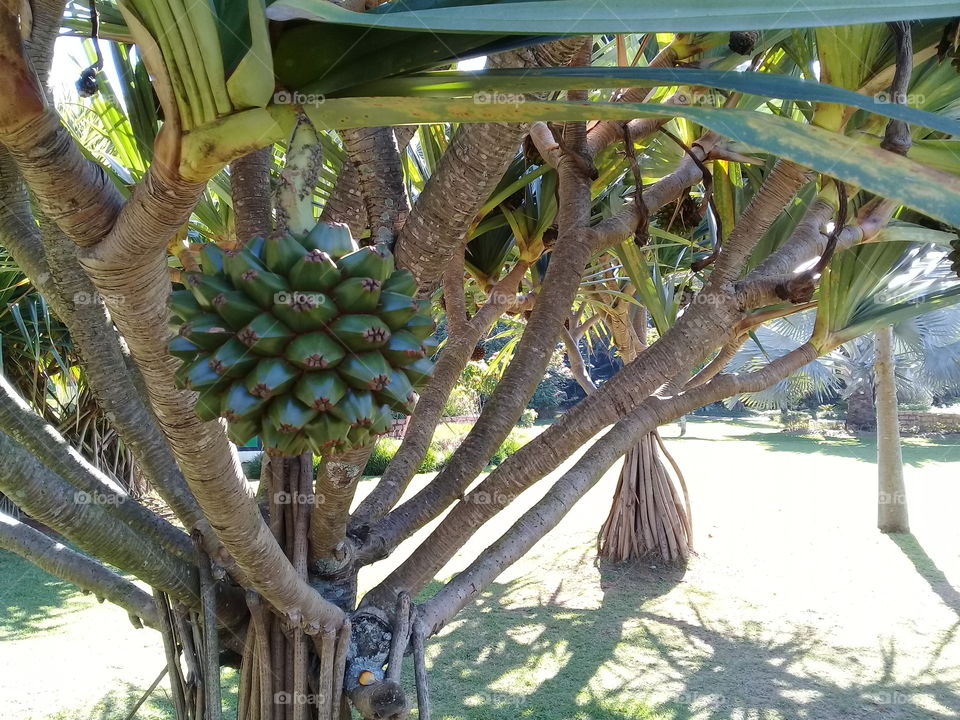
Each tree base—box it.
[599,431,693,566]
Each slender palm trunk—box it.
[875,325,909,533]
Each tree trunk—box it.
[875,325,909,533]
[846,383,877,432]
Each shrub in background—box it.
[518,408,538,428]
[243,453,263,480]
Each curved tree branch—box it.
[0,430,198,601]
[0,511,160,629]
[0,374,193,561]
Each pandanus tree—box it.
[5,2,960,719]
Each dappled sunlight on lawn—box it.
[2,418,958,719]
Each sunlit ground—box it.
[2,417,958,719]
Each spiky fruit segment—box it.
[338,353,393,392]
[208,338,259,379]
[233,268,289,309]
[289,250,340,291]
[199,243,225,273]
[331,390,376,427]
[294,372,347,411]
[210,290,263,330]
[370,404,394,436]
[381,330,426,367]
[405,312,436,341]
[179,314,231,351]
[220,382,268,423]
[247,236,266,257]
[185,273,233,310]
[285,332,345,370]
[194,386,223,422]
[272,291,337,331]
[261,423,308,455]
[170,290,204,321]
[404,357,434,389]
[338,244,394,282]
[244,359,298,399]
[223,246,268,287]
[382,269,417,296]
[169,335,202,360]
[168,221,435,452]
[333,277,382,313]
[264,231,311,274]
[226,417,260,446]
[304,222,358,259]
[377,370,418,414]
[238,314,295,356]
[329,315,392,352]
[378,292,419,330]
[305,415,351,452]
[421,335,440,356]
[347,426,373,448]
[181,355,226,391]
[268,395,319,434]
[223,383,269,421]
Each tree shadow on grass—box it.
[418,560,960,719]
[722,431,960,469]
[46,680,174,720]
[411,559,684,719]
[47,667,240,720]
[889,533,960,618]
[0,548,81,640]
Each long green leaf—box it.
[267,0,960,33]
[342,67,960,136]
[296,98,960,226]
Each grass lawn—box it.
[2,417,959,719]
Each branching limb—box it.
[0,430,199,601]
[0,374,193,561]
[385,592,411,682]
[705,159,811,287]
[351,260,530,533]
[360,115,595,588]
[231,147,274,243]
[683,336,748,390]
[561,323,597,394]
[396,38,584,291]
[319,157,368,237]
[443,244,469,336]
[411,610,431,720]
[591,133,719,250]
[0,511,159,629]
[309,446,369,573]
[338,125,409,246]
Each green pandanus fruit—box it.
[169,222,435,454]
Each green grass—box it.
[3,417,959,719]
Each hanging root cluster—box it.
[237,454,353,720]
[599,430,693,565]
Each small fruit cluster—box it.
[168,222,435,455]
